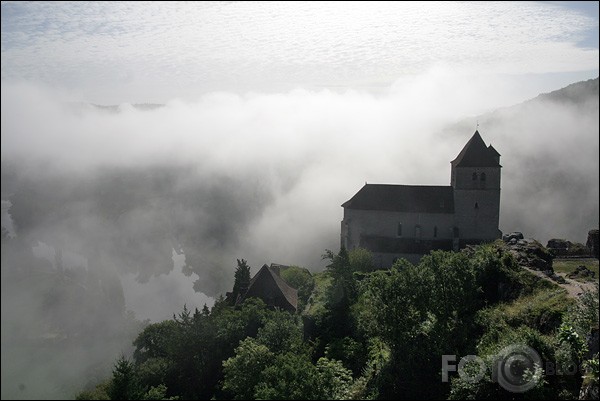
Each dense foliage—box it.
[77,245,599,400]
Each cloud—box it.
[2,2,598,103]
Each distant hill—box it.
[536,77,599,105]
[444,77,599,245]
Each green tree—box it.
[348,247,374,272]
[256,311,304,354]
[222,338,274,400]
[108,356,140,400]
[254,352,322,400]
[231,258,251,305]
[142,384,179,400]
[315,357,354,400]
[133,320,179,364]
[322,248,357,339]
[280,265,315,311]
[75,380,110,400]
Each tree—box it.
[280,266,315,311]
[323,248,356,305]
[133,320,179,364]
[256,311,303,354]
[316,357,354,400]
[349,247,374,272]
[222,338,274,400]
[108,356,140,400]
[322,248,357,339]
[254,352,322,400]
[231,259,251,305]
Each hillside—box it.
[444,77,599,245]
[76,244,599,400]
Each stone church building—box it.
[341,130,502,267]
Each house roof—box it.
[451,131,501,167]
[239,264,298,312]
[342,184,454,213]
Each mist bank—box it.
[1,74,598,400]
[2,76,598,292]
[447,77,599,244]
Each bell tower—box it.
[451,130,502,245]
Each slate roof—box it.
[238,264,298,312]
[451,131,501,167]
[487,144,500,158]
[342,184,454,213]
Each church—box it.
[341,130,502,267]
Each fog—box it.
[1,71,598,399]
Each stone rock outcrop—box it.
[547,238,571,253]
[505,238,554,271]
[503,232,524,242]
[547,238,589,256]
[502,238,569,283]
[567,265,596,280]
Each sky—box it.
[1,1,598,105]
[1,3,598,398]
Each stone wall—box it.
[341,208,455,251]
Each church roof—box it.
[238,264,298,312]
[487,144,500,157]
[342,184,454,213]
[451,131,501,167]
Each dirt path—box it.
[524,266,598,298]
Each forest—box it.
[75,243,599,400]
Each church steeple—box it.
[451,130,501,168]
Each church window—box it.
[472,172,478,180]
[481,172,486,181]
[475,202,479,209]
[397,223,403,237]
[433,226,438,238]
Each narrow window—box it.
[397,223,402,237]
[481,172,486,181]
[472,172,478,180]
[475,202,479,209]
[433,226,438,238]
[415,225,421,243]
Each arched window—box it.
[433,226,438,238]
[397,223,403,237]
[481,172,486,181]
[475,202,479,209]
[472,172,478,180]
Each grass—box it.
[553,258,599,282]
[303,271,332,317]
[478,287,573,335]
